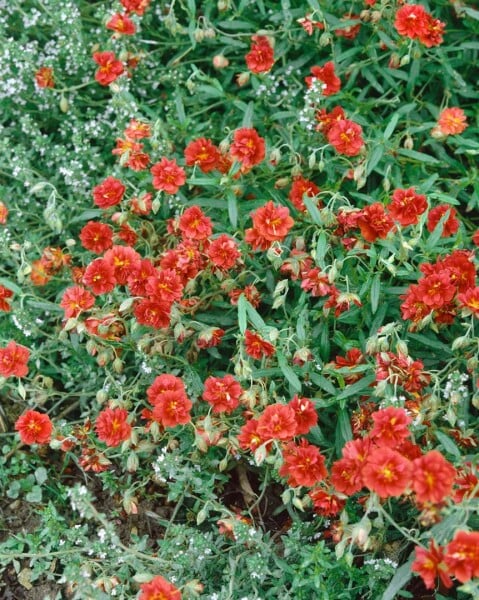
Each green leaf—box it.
[434,430,461,458]
[303,195,322,225]
[335,409,352,454]
[309,373,337,396]
[241,101,254,128]
[370,274,381,315]
[277,352,302,393]
[463,7,479,20]
[397,148,440,164]
[336,374,375,402]
[0,278,22,295]
[238,294,247,334]
[381,554,415,600]
[34,467,48,486]
[174,89,186,124]
[227,191,238,229]
[25,486,43,503]
[366,144,384,177]
[384,112,400,140]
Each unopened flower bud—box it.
[319,32,332,46]
[274,177,289,189]
[96,390,108,404]
[370,10,382,23]
[400,55,410,67]
[59,96,69,113]
[236,72,250,87]
[112,357,123,373]
[403,134,414,150]
[127,452,139,473]
[203,27,216,39]
[213,54,229,69]
[194,28,205,43]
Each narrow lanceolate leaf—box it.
[370,274,381,314]
[303,195,322,225]
[238,294,247,334]
[227,191,238,229]
[277,351,302,393]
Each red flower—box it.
[330,348,365,384]
[300,268,331,297]
[244,330,275,360]
[138,575,181,600]
[245,35,274,74]
[357,203,394,242]
[305,62,341,96]
[150,157,186,194]
[250,200,294,244]
[60,286,95,318]
[178,206,213,241]
[238,418,263,452]
[335,15,361,40]
[362,447,412,498]
[412,540,453,590]
[229,128,266,169]
[331,457,364,495]
[309,488,345,517]
[197,327,224,349]
[124,119,151,139]
[0,201,7,224]
[375,351,430,392]
[394,4,428,39]
[388,187,428,227]
[0,285,13,312]
[131,192,153,216]
[147,374,185,405]
[79,221,114,253]
[202,374,243,414]
[184,137,220,173]
[458,287,479,317]
[228,285,261,308]
[207,234,241,270]
[436,107,468,136]
[15,410,53,445]
[444,531,479,583]
[95,407,131,447]
[412,450,456,504]
[92,176,126,209]
[118,223,138,246]
[257,403,297,441]
[104,245,142,286]
[315,106,345,134]
[106,13,136,35]
[35,66,55,88]
[289,176,320,212]
[327,119,364,156]
[418,14,445,48]
[400,283,432,324]
[134,298,171,329]
[145,268,184,303]
[83,258,116,295]
[279,439,327,487]
[0,341,30,377]
[152,390,192,428]
[427,204,459,237]
[416,273,456,309]
[288,395,318,435]
[369,407,412,449]
[93,51,124,86]
[127,258,156,296]
[120,0,151,16]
